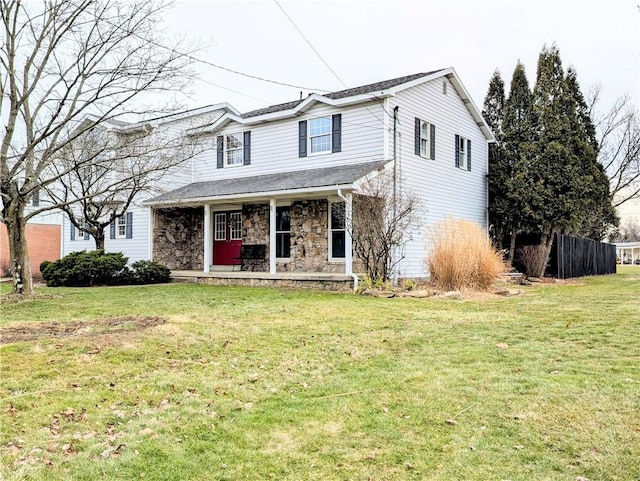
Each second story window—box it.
[225,133,244,166]
[415,117,436,160]
[298,114,341,157]
[217,131,251,169]
[455,134,472,171]
[309,117,331,154]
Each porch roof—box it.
[145,160,389,206]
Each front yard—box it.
[1,267,638,480]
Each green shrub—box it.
[130,260,171,284]
[41,250,129,287]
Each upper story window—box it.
[455,134,472,171]
[414,117,436,160]
[298,114,341,157]
[116,215,128,238]
[225,134,244,166]
[217,131,251,169]
[309,117,332,154]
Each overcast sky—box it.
[162,0,639,116]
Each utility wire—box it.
[273,0,348,89]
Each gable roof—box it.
[145,160,388,206]
[188,68,494,142]
[241,71,443,119]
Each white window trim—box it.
[328,200,346,262]
[458,135,468,170]
[308,116,332,156]
[214,213,226,241]
[116,215,127,239]
[419,120,431,159]
[229,212,242,240]
[224,133,244,167]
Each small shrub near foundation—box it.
[517,245,548,278]
[428,218,506,291]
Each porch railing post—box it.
[204,204,212,273]
[269,199,276,274]
[345,192,353,276]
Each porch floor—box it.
[170,270,355,290]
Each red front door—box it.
[213,211,242,266]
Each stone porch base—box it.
[170,270,355,291]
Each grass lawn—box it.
[1,267,639,480]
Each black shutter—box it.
[126,212,133,239]
[467,139,472,171]
[455,134,460,168]
[83,220,90,240]
[298,121,307,157]
[430,124,436,160]
[243,131,251,165]
[331,114,342,153]
[414,117,421,156]
[217,135,224,168]
[110,221,116,239]
[70,221,75,241]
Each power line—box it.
[273,0,347,89]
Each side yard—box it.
[1,267,639,480]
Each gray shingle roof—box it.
[241,70,443,118]
[146,160,389,205]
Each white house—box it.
[61,68,494,287]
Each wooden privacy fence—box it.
[548,234,616,279]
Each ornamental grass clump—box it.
[428,218,506,291]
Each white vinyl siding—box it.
[191,102,385,181]
[392,79,489,278]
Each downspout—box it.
[337,188,358,292]
[392,106,399,287]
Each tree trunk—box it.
[5,204,34,295]
[93,228,105,251]
[507,229,517,266]
[535,229,556,278]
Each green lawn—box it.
[1,267,639,480]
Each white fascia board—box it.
[188,92,395,134]
[144,184,355,207]
[187,112,245,135]
[391,67,496,143]
[244,92,393,124]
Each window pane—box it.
[332,231,345,258]
[276,207,290,231]
[226,149,243,165]
[331,202,345,229]
[226,133,242,149]
[310,134,331,153]
[214,214,226,241]
[420,139,428,156]
[309,117,331,136]
[229,213,242,240]
[276,233,290,258]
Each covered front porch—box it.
[144,161,387,286]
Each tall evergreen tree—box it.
[483,70,507,249]
[500,61,538,264]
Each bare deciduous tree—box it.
[49,119,201,250]
[1,0,193,294]
[349,170,419,283]
[589,85,640,206]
